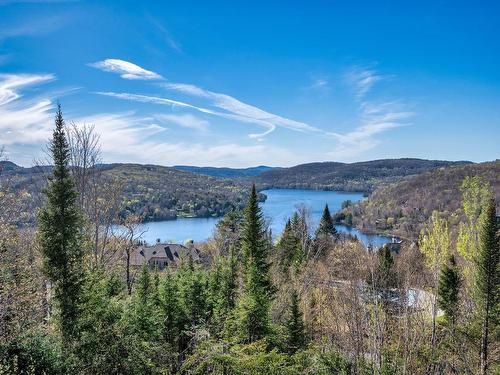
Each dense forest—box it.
[336,161,500,240]
[0,108,499,375]
[173,165,277,178]
[253,159,471,192]
[0,161,257,225]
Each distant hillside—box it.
[173,165,278,178]
[1,162,255,224]
[255,158,472,192]
[337,160,500,240]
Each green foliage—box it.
[38,105,85,344]
[374,245,397,289]
[316,204,338,238]
[277,219,303,272]
[342,161,499,240]
[437,255,461,325]
[0,332,67,375]
[236,261,272,343]
[475,197,499,374]
[209,251,238,335]
[128,265,162,341]
[419,211,450,281]
[285,290,307,354]
[236,185,274,343]
[457,176,492,267]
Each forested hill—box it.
[254,158,472,192]
[338,160,500,240]
[0,162,253,224]
[173,165,278,177]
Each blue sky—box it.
[1,0,499,167]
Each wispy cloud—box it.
[156,113,209,132]
[0,73,54,105]
[304,75,331,95]
[89,59,164,80]
[91,58,321,138]
[147,15,183,53]
[329,100,414,159]
[327,67,414,159]
[0,13,69,39]
[345,66,383,99]
[164,82,321,135]
[91,59,412,161]
[73,112,298,167]
[0,74,55,147]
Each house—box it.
[130,240,200,271]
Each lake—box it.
[133,188,392,248]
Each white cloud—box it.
[328,101,414,159]
[164,82,320,135]
[72,111,299,167]
[0,74,55,147]
[345,66,383,99]
[96,91,279,138]
[90,58,320,138]
[0,73,54,105]
[89,59,163,80]
[147,15,183,53]
[156,113,209,132]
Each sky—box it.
[0,0,499,167]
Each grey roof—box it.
[131,243,200,267]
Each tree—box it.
[240,185,273,295]
[419,210,450,347]
[38,105,85,344]
[316,204,337,238]
[375,245,396,290]
[236,184,273,343]
[285,290,307,353]
[160,271,181,340]
[129,264,161,341]
[457,176,491,280]
[476,198,499,375]
[277,219,302,272]
[437,255,461,325]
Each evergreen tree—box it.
[179,259,208,328]
[376,245,396,290]
[437,255,461,325]
[237,260,271,343]
[316,204,338,238]
[285,290,307,353]
[210,248,239,335]
[237,184,273,343]
[39,105,85,344]
[160,270,183,348]
[277,219,303,271]
[241,184,273,295]
[476,197,499,375]
[129,264,160,340]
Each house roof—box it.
[130,243,200,267]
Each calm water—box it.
[132,189,391,248]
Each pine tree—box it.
[476,197,499,375]
[285,290,307,353]
[39,104,85,344]
[437,255,461,325]
[278,219,303,271]
[160,270,183,347]
[376,245,396,290]
[179,260,208,328]
[237,184,273,343]
[237,260,271,343]
[316,204,338,238]
[130,264,160,340]
[241,184,273,295]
